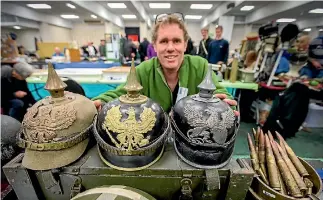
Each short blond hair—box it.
[152,14,189,43]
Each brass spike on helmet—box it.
[120,58,147,104]
[44,62,67,98]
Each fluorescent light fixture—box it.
[309,8,323,14]
[13,26,21,30]
[303,28,311,32]
[240,6,254,11]
[185,15,202,20]
[190,4,213,9]
[91,15,97,19]
[276,18,296,23]
[319,29,323,32]
[149,3,171,9]
[107,3,127,8]
[153,15,157,19]
[27,4,51,9]
[122,15,137,19]
[66,3,75,9]
[61,15,79,19]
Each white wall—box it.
[1,28,41,52]
[186,22,202,47]
[71,23,105,47]
[230,24,245,51]
[124,21,140,27]
[39,23,72,43]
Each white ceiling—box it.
[2,1,323,29]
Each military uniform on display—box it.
[4,61,256,200]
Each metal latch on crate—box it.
[41,170,63,195]
[70,178,82,198]
[180,178,193,200]
[205,169,220,191]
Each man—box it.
[87,42,98,57]
[299,36,323,78]
[184,37,196,55]
[208,25,229,64]
[1,63,36,121]
[92,14,238,116]
[139,38,150,62]
[52,47,64,57]
[198,28,213,59]
[99,39,107,57]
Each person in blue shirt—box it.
[299,36,323,78]
[52,47,64,57]
[207,25,229,65]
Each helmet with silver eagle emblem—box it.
[171,63,239,169]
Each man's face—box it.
[201,29,208,39]
[153,23,187,71]
[101,41,105,45]
[55,48,60,54]
[215,28,222,39]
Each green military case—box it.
[3,142,254,200]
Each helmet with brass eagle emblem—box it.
[93,59,171,171]
[17,63,97,170]
[171,64,239,169]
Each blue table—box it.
[53,61,121,69]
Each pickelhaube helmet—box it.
[17,63,97,170]
[171,64,239,169]
[1,115,21,164]
[71,185,156,200]
[93,59,170,171]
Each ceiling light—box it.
[61,15,79,19]
[122,15,137,19]
[276,18,296,23]
[240,6,254,11]
[66,3,75,9]
[107,3,127,8]
[190,4,213,9]
[309,8,323,14]
[319,29,323,32]
[27,4,51,9]
[153,15,157,19]
[13,26,21,30]
[185,15,202,20]
[303,28,311,32]
[149,3,171,9]
[91,15,97,19]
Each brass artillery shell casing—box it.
[248,133,269,184]
[265,135,281,191]
[276,142,307,192]
[267,130,274,142]
[304,177,314,196]
[277,167,287,195]
[271,141,303,198]
[258,130,267,179]
[275,131,287,156]
[283,142,309,177]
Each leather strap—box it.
[201,40,208,56]
[17,124,92,151]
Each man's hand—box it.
[93,100,102,111]
[215,94,239,116]
[131,53,135,58]
[144,56,148,60]
[15,91,27,98]
[217,61,224,65]
[311,60,322,69]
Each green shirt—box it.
[92,55,233,112]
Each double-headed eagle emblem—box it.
[184,103,235,145]
[103,105,156,151]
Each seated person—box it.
[299,36,323,79]
[92,14,238,116]
[52,47,64,57]
[1,63,36,121]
